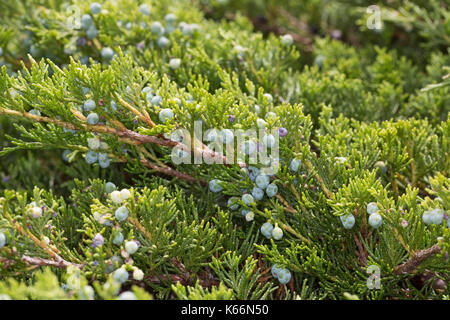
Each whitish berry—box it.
[277,268,291,284]
[209,179,223,193]
[84,99,96,111]
[105,182,116,194]
[367,202,378,215]
[248,166,260,181]
[99,157,110,168]
[125,240,139,254]
[115,206,129,221]
[262,134,276,148]
[430,208,444,225]
[242,194,255,206]
[86,26,98,39]
[374,161,387,174]
[117,291,137,300]
[252,187,264,201]
[133,268,144,281]
[169,58,181,69]
[314,54,325,67]
[340,214,355,229]
[92,233,104,248]
[138,4,151,16]
[335,157,347,164]
[255,174,270,189]
[271,264,282,278]
[62,150,71,162]
[29,206,43,218]
[245,211,255,222]
[281,34,293,46]
[263,93,273,103]
[110,190,123,204]
[150,21,164,35]
[29,109,41,116]
[88,137,100,150]
[221,129,234,144]
[266,183,278,197]
[265,112,276,120]
[272,226,283,240]
[90,2,102,15]
[157,36,170,48]
[368,213,382,229]
[87,113,99,125]
[85,150,98,164]
[289,158,301,172]
[241,209,250,217]
[0,232,6,249]
[165,13,177,24]
[151,95,163,106]
[113,232,124,245]
[113,267,129,283]
[233,45,245,58]
[101,47,114,59]
[159,108,174,123]
[227,197,239,210]
[81,14,93,29]
[261,222,274,239]
[120,189,131,201]
[256,118,266,129]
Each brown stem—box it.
[393,244,442,275]
[21,255,84,269]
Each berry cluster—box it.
[271,264,292,285]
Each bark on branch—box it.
[393,244,442,275]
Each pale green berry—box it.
[138,4,151,16]
[340,214,355,229]
[113,267,129,283]
[29,206,43,218]
[209,179,223,193]
[245,211,255,221]
[133,268,144,281]
[265,183,278,197]
[115,206,129,221]
[117,291,137,300]
[272,226,283,240]
[367,202,378,215]
[105,182,116,193]
[252,187,264,201]
[227,197,239,210]
[368,213,382,229]
[255,175,270,189]
[159,108,174,123]
[88,137,100,150]
[281,34,293,46]
[110,190,123,204]
[169,58,181,69]
[242,194,255,206]
[260,222,273,239]
[125,240,139,254]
